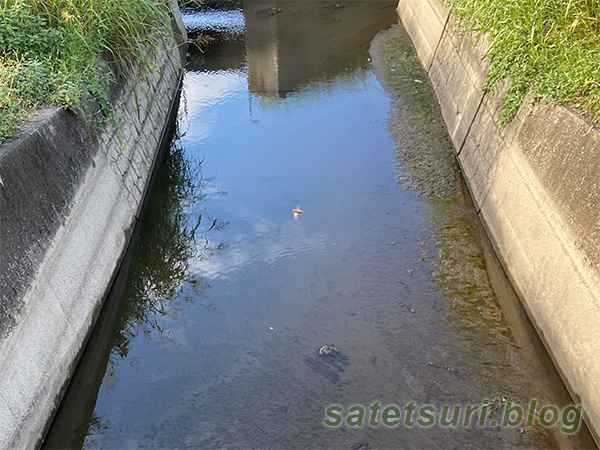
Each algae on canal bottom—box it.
[370,25,596,448]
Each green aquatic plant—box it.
[446,0,600,124]
[0,0,173,142]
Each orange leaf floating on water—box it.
[292,205,303,220]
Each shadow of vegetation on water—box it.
[109,127,227,360]
[42,113,227,449]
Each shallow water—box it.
[44,2,596,449]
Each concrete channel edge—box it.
[0,3,187,448]
[396,0,600,444]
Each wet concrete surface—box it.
[43,2,596,449]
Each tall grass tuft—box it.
[0,0,173,142]
[446,0,600,124]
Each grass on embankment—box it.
[446,0,600,124]
[0,0,172,143]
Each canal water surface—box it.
[44,1,596,449]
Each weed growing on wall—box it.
[446,0,600,124]
[0,0,173,142]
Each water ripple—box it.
[182,8,245,36]
[191,224,329,280]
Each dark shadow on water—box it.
[42,109,226,449]
[185,0,398,93]
[243,1,397,97]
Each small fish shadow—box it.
[304,351,350,386]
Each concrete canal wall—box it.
[0,4,186,448]
[396,0,600,442]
